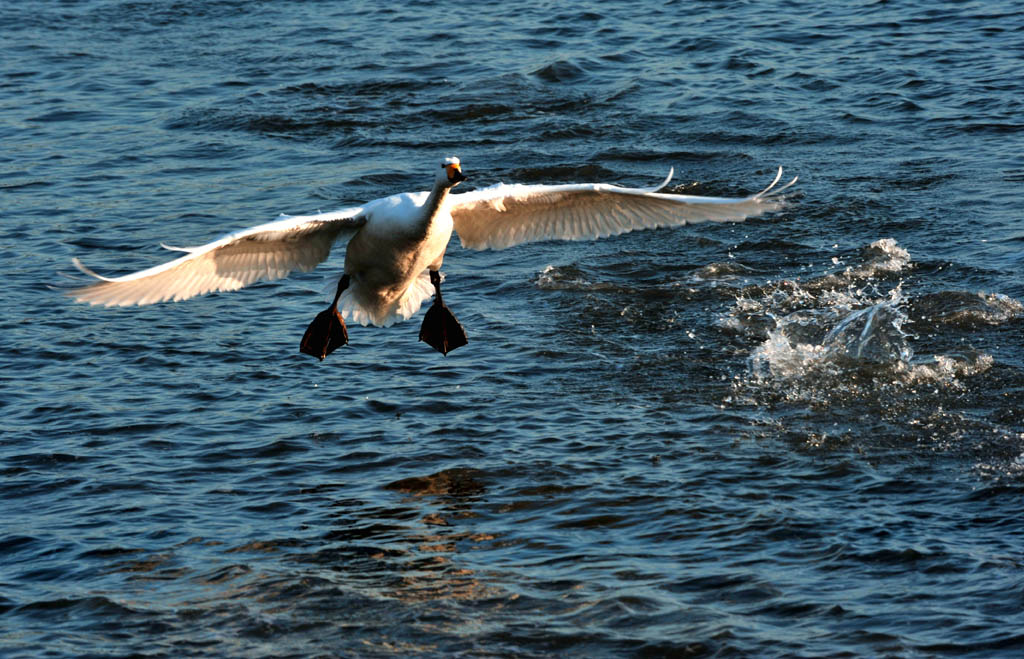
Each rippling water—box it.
[3,1,1024,656]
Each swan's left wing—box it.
[449,167,797,251]
[65,207,366,306]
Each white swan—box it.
[67,157,797,357]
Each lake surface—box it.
[3,1,1023,656]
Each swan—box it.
[66,157,797,358]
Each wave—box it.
[535,264,621,292]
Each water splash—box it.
[821,296,912,363]
[722,238,1021,478]
[745,287,923,397]
[728,239,1001,408]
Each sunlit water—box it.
[3,1,1023,656]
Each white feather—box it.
[68,208,366,307]
[449,166,797,251]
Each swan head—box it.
[437,156,466,188]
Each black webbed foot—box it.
[419,303,468,355]
[300,306,348,360]
[299,274,350,361]
[418,270,468,355]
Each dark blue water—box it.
[3,1,1024,656]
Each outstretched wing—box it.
[449,167,797,251]
[67,208,366,306]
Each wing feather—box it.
[67,208,366,307]
[450,167,797,251]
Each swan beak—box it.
[446,163,466,183]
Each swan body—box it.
[338,188,455,327]
[66,158,797,356]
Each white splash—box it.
[729,238,1001,404]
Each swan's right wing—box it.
[449,167,797,251]
[66,208,366,306]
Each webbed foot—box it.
[299,274,350,361]
[419,303,467,355]
[419,269,467,355]
[300,305,348,360]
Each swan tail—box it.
[337,271,437,327]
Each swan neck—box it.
[419,180,451,233]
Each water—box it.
[3,1,1023,656]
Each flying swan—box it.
[67,158,797,359]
